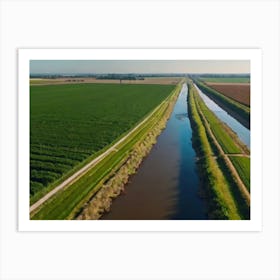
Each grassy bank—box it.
[31,82,182,220]
[195,89,249,156]
[76,88,179,219]
[188,81,250,219]
[195,80,250,129]
[229,156,250,191]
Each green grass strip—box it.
[229,156,250,192]
[200,77,250,83]
[188,82,242,220]
[195,94,242,154]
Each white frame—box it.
[18,48,262,231]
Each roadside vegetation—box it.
[188,81,250,219]
[31,83,182,219]
[30,83,174,204]
[194,80,250,129]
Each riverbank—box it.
[100,83,207,220]
[76,82,183,220]
[188,81,250,219]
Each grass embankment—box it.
[229,156,250,191]
[188,81,250,219]
[198,102,242,154]
[31,83,182,220]
[30,83,174,203]
[77,89,180,219]
[195,87,250,198]
[195,80,250,129]
[196,90,249,156]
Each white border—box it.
[18,49,262,232]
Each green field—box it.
[31,84,180,219]
[200,77,250,83]
[30,83,175,201]
[229,156,250,191]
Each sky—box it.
[30,60,250,74]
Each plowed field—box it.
[206,83,250,106]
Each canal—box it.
[102,84,208,220]
[194,84,250,148]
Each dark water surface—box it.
[194,84,250,148]
[102,84,207,220]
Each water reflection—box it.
[175,113,188,121]
[102,84,207,220]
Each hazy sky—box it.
[30,60,250,74]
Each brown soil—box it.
[206,83,250,106]
[30,77,181,86]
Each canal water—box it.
[102,84,207,220]
[194,84,250,148]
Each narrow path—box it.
[194,95,250,205]
[30,98,170,214]
[227,154,250,158]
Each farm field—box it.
[188,81,250,219]
[31,84,181,219]
[195,80,250,129]
[200,77,250,83]
[30,77,181,86]
[206,83,250,106]
[30,83,175,203]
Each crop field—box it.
[30,77,181,86]
[31,84,181,219]
[30,83,174,202]
[206,83,250,106]
[200,77,250,83]
[229,156,250,191]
